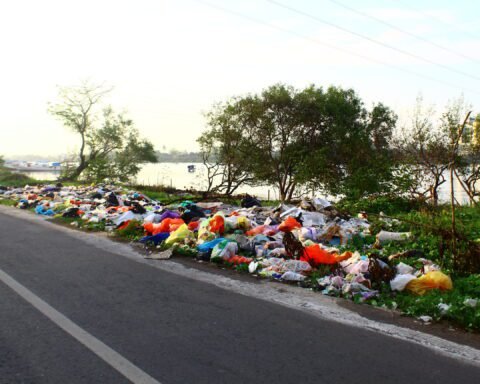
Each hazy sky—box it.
[0,0,479,158]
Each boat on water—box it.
[5,161,63,172]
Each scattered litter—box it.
[464,298,478,308]
[1,184,455,324]
[418,316,433,324]
[145,249,173,260]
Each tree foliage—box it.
[198,84,397,200]
[49,81,156,182]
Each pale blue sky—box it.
[0,0,478,157]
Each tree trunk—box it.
[63,132,88,181]
[450,166,457,269]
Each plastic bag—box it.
[246,225,278,236]
[208,213,225,234]
[281,271,306,281]
[224,216,251,232]
[405,271,453,295]
[139,232,170,245]
[211,240,238,261]
[197,237,226,252]
[376,231,412,244]
[197,227,215,243]
[301,244,353,266]
[159,210,181,221]
[158,218,185,233]
[390,274,416,291]
[187,221,200,231]
[396,262,415,275]
[282,259,312,273]
[144,218,185,235]
[165,224,194,246]
[278,216,302,232]
[229,255,252,265]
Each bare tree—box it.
[455,113,480,204]
[396,97,449,205]
[48,80,112,180]
[197,132,223,193]
[48,80,156,182]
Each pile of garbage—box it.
[0,184,453,300]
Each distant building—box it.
[460,113,480,145]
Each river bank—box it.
[11,162,473,203]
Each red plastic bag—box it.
[229,255,253,265]
[279,216,302,232]
[188,221,200,231]
[301,244,352,266]
[208,215,225,234]
[117,220,131,230]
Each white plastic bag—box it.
[390,274,416,291]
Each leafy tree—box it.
[49,81,156,182]
[198,103,255,196]
[199,84,397,201]
[236,85,306,201]
[300,88,397,199]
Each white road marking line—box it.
[0,268,162,384]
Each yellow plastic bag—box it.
[405,271,453,296]
[237,216,250,230]
[197,220,215,243]
[165,224,194,246]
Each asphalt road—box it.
[1,211,479,384]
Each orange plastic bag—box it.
[279,216,302,232]
[246,225,265,236]
[301,244,352,266]
[143,218,184,235]
[158,218,185,233]
[143,222,160,235]
[208,214,225,234]
[405,271,453,296]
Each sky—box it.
[0,0,479,158]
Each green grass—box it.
[0,198,16,207]
[335,195,480,330]
[115,220,144,241]
[373,275,480,330]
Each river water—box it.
[19,162,469,203]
